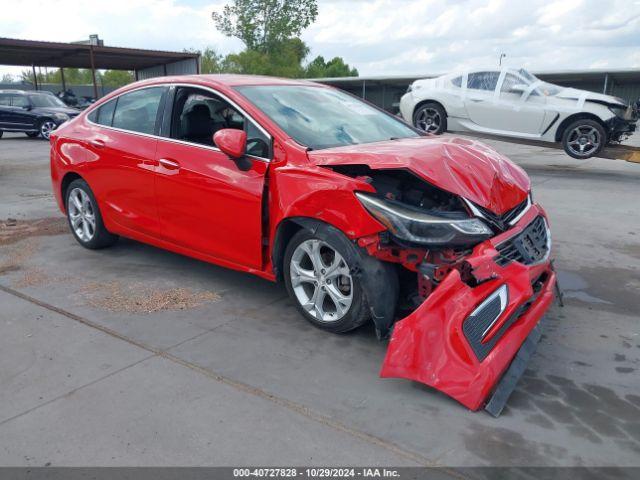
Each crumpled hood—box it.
[308,136,530,215]
[555,87,627,107]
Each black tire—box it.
[561,119,606,159]
[26,131,39,138]
[413,101,447,134]
[38,119,57,140]
[0,130,3,138]
[283,226,370,333]
[65,179,118,249]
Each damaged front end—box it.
[326,157,555,414]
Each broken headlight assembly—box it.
[608,104,635,121]
[355,192,493,247]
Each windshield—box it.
[29,94,67,108]
[510,69,563,96]
[235,85,419,150]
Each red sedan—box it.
[50,75,556,415]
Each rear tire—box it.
[65,179,118,249]
[26,132,39,138]
[561,119,605,159]
[413,102,447,134]
[283,227,370,333]
[0,130,3,138]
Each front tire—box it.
[561,119,605,159]
[65,179,118,249]
[413,102,447,134]
[284,227,370,333]
[39,119,57,140]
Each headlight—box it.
[53,113,70,121]
[608,104,632,120]
[355,192,493,247]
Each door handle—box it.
[469,98,484,103]
[90,139,105,148]
[158,158,180,170]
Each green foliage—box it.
[212,0,318,52]
[209,0,356,79]
[18,67,133,87]
[304,55,359,78]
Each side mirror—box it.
[213,128,247,159]
[508,84,527,94]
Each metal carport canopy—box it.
[0,37,200,96]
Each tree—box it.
[201,48,225,74]
[101,70,134,87]
[1,73,14,83]
[304,55,358,78]
[212,0,318,52]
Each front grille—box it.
[495,216,549,267]
[474,197,529,232]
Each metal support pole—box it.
[89,45,99,99]
[603,73,609,94]
[60,67,66,92]
[32,64,38,90]
[362,80,366,100]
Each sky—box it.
[1,0,640,79]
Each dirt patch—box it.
[82,281,221,314]
[0,217,68,246]
[0,238,39,275]
[12,267,70,289]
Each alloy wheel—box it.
[415,107,441,133]
[68,187,96,242]
[566,125,601,158]
[40,121,57,140]
[289,239,353,322]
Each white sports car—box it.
[400,67,638,159]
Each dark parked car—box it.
[0,90,81,140]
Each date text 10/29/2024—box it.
[233,468,401,478]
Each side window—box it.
[11,95,30,108]
[467,72,500,91]
[171,87,270,158]
[451,76,462,88]
[112,87,165,135]
[500,74,520,94]
[0,94,11,106]
[88,99,117,126]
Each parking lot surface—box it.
[1,132,639,468]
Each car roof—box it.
[0,89,27,94]
[129,74,323,89]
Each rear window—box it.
[88,99,117,126]
[451,76,462,88]
[112,87,165,135]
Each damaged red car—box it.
[50,75,556,415]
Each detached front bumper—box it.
[380,205,556,412]
[606,116,637,141]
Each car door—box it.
[463,71,502,130]
[9,94,38,129]
[489,73,548,135]
[154,85,270,270]
[83,86,167,237]
[0,93,11,128]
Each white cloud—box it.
[1,0,639,79]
